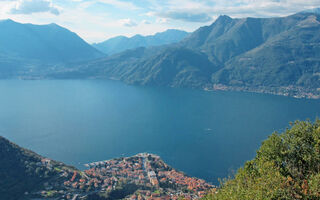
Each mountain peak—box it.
[215,15,232,23]
[0,20,104,63]
[0,19,16,24]
[48,22,59,27]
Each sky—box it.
[0,0,320,43]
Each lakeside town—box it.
[208,84,320,99]
[26,153,215,200]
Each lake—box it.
[0,80,319,185]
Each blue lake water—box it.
[0,80,319,185]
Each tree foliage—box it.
[205,119,320,200]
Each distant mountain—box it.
[213,14,320,89]
[0,19,104,63]
[56,12,320,98]
[92,29,189,55]
[51,44,220,89]
[302,8,320,14]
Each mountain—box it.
[51,45,220,89]
[55,12,320,98]
[211,13,320,90]
[0,19,104,63]
[92,29,189,55]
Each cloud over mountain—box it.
[1,0,320,43]
[156,11,213,22]
[119,18,138,27]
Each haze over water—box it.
[1,80,319,185]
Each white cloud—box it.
[119,18,138,27]
[146,0,320,21]
[1,0,320,43]
[10,0,60,15]
[97,0,139,10]
[142,19,151,24]
[155,11,213,22]
[156,18,169,24]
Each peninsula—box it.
[0,136,214,200]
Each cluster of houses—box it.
[80,153,213,199]
[30,153,213,199]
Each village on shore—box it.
[208,84,320,99]
[27,153,215,200]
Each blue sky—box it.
[0,0,319,43]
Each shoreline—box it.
[5,76,320,99]
[206,84,320,100]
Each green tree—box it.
[205,120,320,200]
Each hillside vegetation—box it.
[204,120,320,200]
[0,136,77,200]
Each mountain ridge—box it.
[61,12,320,99]
[92,29,189,55]
[0,19,104,63]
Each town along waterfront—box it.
[80,153,213,199]
[23,152,214,199]
[1,80,320,185]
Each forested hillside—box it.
[204,120,320,200]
